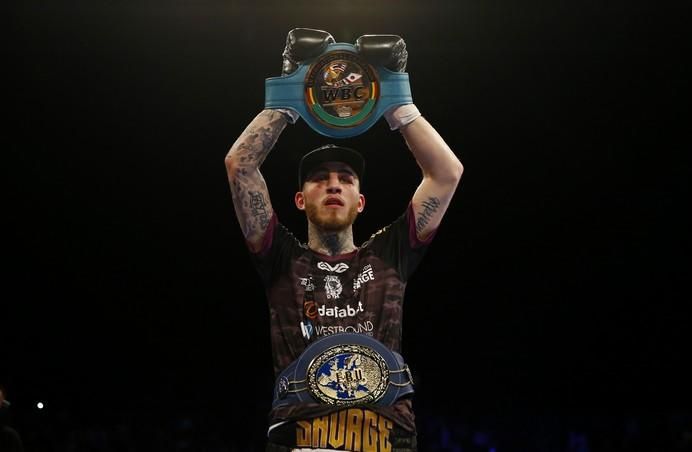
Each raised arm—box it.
[354,34,463,241]
[397,109,463,241]
[225,29,337,251]
[225,109,288,252]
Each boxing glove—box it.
[354,34,408,73]
[282,28,335,76]
[356,34,418,130]
[273,28,335,123]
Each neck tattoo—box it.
[310,231,354,256]
[323,234,344,256]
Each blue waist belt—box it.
[272,333,414,409]
[265,42,412,139]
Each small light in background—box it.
[36,402,44,410]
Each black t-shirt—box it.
[250,204,435,435]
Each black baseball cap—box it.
[298,144,365,188]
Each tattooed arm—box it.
[225,110,288,252]
[399,116,463,240]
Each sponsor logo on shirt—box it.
[304,301,319,319]
[315,321,374,337]
[353,264,375,291]
[317,262,350,273]
[318,302,364,318]
[299,277,315,290]
[301,321,315,341]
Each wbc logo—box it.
[304,50,379,129]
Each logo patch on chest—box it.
[318,261,350,273]
[324,275,343,299]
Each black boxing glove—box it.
[354,34,408,73]
[273,28,335,124]
[356,35,419,130]
[282,28,335,76]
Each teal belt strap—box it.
[265,42,412,139]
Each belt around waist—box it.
[272,333,414,409]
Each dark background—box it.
[5,1,690,451]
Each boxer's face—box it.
[295,162,365,231]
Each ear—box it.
[357,194,365,213]
[295,191,306,210]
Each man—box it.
[225,29,463,451]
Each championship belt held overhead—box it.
[266,35,413,139]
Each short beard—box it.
[305,203,359,232]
